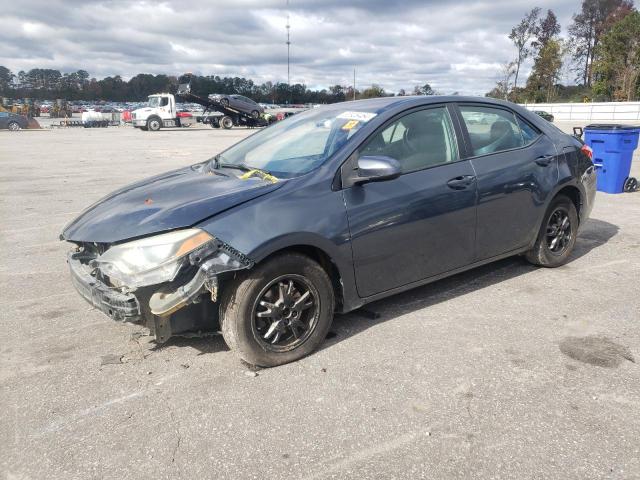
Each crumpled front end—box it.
[66,234,253,342]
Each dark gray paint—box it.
[61,96,596,313]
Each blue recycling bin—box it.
[583,124,639,194]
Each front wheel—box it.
[525,195,578,267]
[251,110,260,119]
[147,117,162,131]
[8,121,21,131]
[219,253,335,367]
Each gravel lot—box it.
[1,120,639,480]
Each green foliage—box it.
[593,11,640,100]
[360,84,387,99]
[568,0,634,86]
[509,7,541,90]
[413,83,436,95]
[526,40,565,102]
[0,67,361,104]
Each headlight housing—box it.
[96,228,213,288]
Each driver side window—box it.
[359,106,458,173]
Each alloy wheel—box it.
[546,208,572,255]
[252,275,319,352]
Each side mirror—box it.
[352,156,401,185]
[573,127,583,139]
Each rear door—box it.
[343,104,478,298]
[455,104,559,260]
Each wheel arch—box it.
[529,181,584,250]
[556,185,582,221]
[255,243,346,312]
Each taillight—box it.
[581,144,593,160]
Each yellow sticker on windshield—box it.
[342,120,359,130]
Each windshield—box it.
[212,105,379,178]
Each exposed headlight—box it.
[96,229,213,288]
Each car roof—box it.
[324,95,561,141]
[330,95,525,114]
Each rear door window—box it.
[459,106,536,156]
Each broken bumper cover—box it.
[68,253,141,322]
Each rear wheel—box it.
[525,195,578,267]
[220,116,233,129]
[8,121,21,131]
[147,117,162,131]
[623,177,638,192]
[220,98,229,108]
[219,253,335,367]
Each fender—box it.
[246,232,360,313]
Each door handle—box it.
[535,155,554,166]
[447,175,476,190]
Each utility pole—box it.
[286,0,291,103]
[353,67,356,100]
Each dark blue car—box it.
[61,96,596,366]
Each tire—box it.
[251,110,260,119]
[220,98,229,108]
[8,121,21,131]
[147,117,162,131]
[525,195,578,267]
[220,116,233,129]
[623,177,638,193]
[219,253,335,367]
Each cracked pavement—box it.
[1,121,639,479]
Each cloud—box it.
[0,0,578,95]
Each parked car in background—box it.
[61,96,595,367]
[208,94,264,118]
[0,111,29,130]
[533,110,554,122]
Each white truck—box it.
[131,93,195,131]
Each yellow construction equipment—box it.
[0,98,42,128]
[50,99,72,118]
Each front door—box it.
[457,104,559,259]
[343,105,477,298]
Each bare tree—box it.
[486,61,517,99]
[509,8,541,92]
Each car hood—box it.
[61,165,284,243]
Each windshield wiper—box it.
[212,155,279,183]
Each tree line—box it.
[0,65,439,105]
[488,0,640,102]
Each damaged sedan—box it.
[61,96,596,367]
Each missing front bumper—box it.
[66,238,253,342]
[68,253,141,322]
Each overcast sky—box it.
[1,0,579,95]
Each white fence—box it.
[521,102,640,122]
